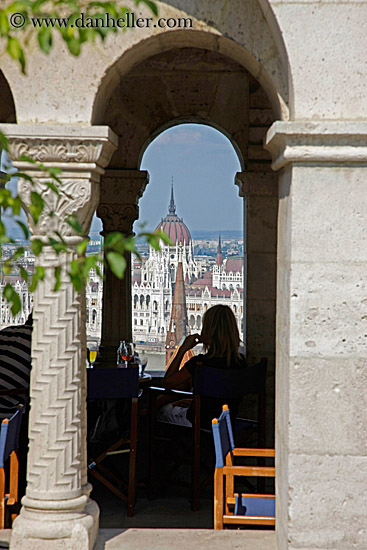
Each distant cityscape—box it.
[0,192,244,370]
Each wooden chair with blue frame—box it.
[0,404,25,528]
[87,367,139,517]
[212,404,275,529]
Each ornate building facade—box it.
[132,189,244,349]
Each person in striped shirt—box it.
[0,313,32,497]
[0,313,32,420]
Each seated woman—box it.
[157,304,247,430]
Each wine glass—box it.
[125,342,134,363]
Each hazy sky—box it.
[91,123,243,234]
[2,123,243,237]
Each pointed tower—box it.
[169,179,176,215]
[216,234,223,266]
[165,257,189,365]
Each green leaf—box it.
[7,36,22,59]
[18,154,36,164]
[140,0,158,16]
[0,131,9,152]
[9,195,22,215]
[106,251,126,279]
[3,283,21,315]
[31,238,44,256]
[144,233,161,250]
[53,266,61,291]
[0,11,10,37]
[76,239,87,255]
[12,246,25,261]
[20,266,28,283]
[16,220,29,240]
[3,261,12,275]
[66,36,81,56]
[49,237,68,255]
[66,215,83,235]
[121,235,137,252]
[68,260,83,292]
[104,231,126,253]
[7,36,26,72]
[43,180,59,194]
[37,27,52,54]
[29,190,44,224]
[29,265,45,292]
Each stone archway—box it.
[1,3,288,549]
[94,43,278,453]
[0,70,16,124]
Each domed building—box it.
[132,187,198,347]
[141,186,199,288]
[132,187,244,350]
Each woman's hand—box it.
[181,333,202,352]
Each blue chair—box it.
[212,405,275,529]
[0,404,25,528]
[87,368,139,517]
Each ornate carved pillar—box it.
[1,124,117,550]
[96,169,148,367]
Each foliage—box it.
[0,0,158,72]
[0,0,171,316]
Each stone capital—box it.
[97,169,149,234]
[265,121,367,170]
[1,124,118,171]
[236,171,278,197]
[0,124,118,240]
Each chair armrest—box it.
[223,465,275,477]
[232,448,275,458]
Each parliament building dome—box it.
[155,186,191,244]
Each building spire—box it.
[216,234,223,266]
[169,177,176,215]
[165,260,189,365]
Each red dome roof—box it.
[155,214,191,245]
[155,185,191,244]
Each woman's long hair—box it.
[201,305,241,366]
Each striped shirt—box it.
[0,323,32,420]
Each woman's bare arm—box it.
[163,333,202,390]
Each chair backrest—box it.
[211,406,235,468]
[87,368,139,399]
[0,405,24,468]
[193,365,247,399]
[243,357,267,395]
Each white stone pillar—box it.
[265,122,367,550]
[1,124,117,550]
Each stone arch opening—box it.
[94,35,279,523]
[0,70,16,124]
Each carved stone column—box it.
[96,170,148,367]
[1,124,117,550]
